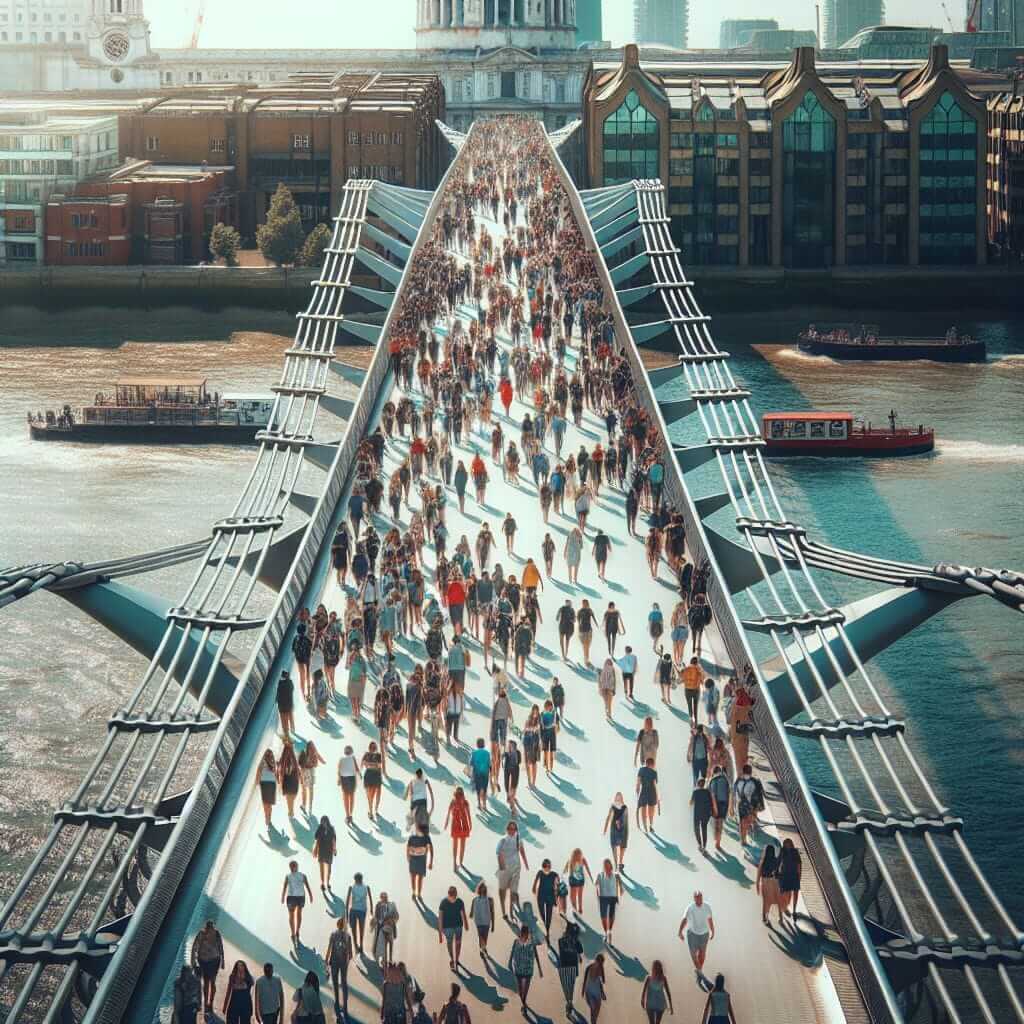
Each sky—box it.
[147,0,961,52]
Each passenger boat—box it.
[762,411,935,457]
[27,376,275,444]
[798,323,986,363]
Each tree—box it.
[208,222,240,267]
[256,183,304,267]
[299,222,332,269]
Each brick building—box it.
[116,73,445,240]
[44,161,235,265]
[987,89,1024,261]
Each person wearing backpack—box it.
[323,918,353,1021]
[688,725,709,786]
[707,766,731,852]
[437,982,472,1023]
[734,764,760,847]
[654,652,675,705]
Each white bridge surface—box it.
[158,202,850,1024]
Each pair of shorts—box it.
[348,909,366,931]
[448,669,465,689]
[287,895,305,910]
[410,855,427,877]
[198,958,220,982]
[443,926,463,941]
[340,776,357,794]
[491,718,508,744]
[541,727,556,752]
[598,896,617,923]
[476,925,489,942]
[687,930,709,955]
[260,781,277,805]
[450,604,464,626]
[497,867,521,893]
[622,672,634,687]
[473,771,489,795]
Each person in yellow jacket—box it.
[521,557,544,593]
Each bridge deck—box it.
[155,193,859,1023]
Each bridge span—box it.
[0,118,1021,1024]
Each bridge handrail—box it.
[550,167,905,1022]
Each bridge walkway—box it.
[153,200,859,1023]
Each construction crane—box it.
[186,0,207,48]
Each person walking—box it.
[509,924,543,1013]
[556,598,575,659]
[778,837,803,918]
[470,881,496,958]
[173,965,202,1024]
[444,786,473,869]
[640,960,674,1024]
[312,815,337,892]
[583,955,607,1024]
[532,859,561,941]
[688,724,710,786]
[540,699,559,774]
[371,891,400,967]
[556,920,584,1015]
[701,974,738,1024]
[597,658,617,719]
[634,716,659,768]
[281,860,314,945]
[361,741,386,820]
[734,764,760,847]
[438,886,470,970]
[564,848,594,915]
[291,972,325,1024]
[346,873,371,954]
[564,526,584,585]
[757,841,783,925]
[190,919,225,1018]
[278,741,300,819]
[635,757,660,833]
[708,766,731,852]
[298,741,325,815]
[276,671,295,740]
[496,820,529,918]
[406,822,434,899]
[592,527,611,581]
[522,706,541,789]
[655,652,675,705]
[502,738,523,817]
[324,918,354,1022]
[604,793,629,872]
[221,961,254,1024]
[490,688,514,779]
[576,599,596,668]
[256,750,278,832]
[603,603,624,657]
[670,601,688,665]
[617,646,638,701]
[691,776,713,855]
[682,657,703,723]
[437,983,472,1024]
[470,737,492,811]
[648,603,664,652]
[688,592,712,658]
[595,859,622,944]
[337,745,360,825]
[404,768,435,827]
[679,891,714,985]
[253,963,284,1024]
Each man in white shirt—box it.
[678,889,714,981]
[254,962,284,1024]
[495,820,529,918]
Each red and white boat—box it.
[762,411,935,457]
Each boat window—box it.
[829,420,847,439]
[809,421,826,438]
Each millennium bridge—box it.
[1,118,1022,1024]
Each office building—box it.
[0,112,119,264]
[720,19,777,50]
[987,90,1024,259]
[634,0,688,49]
[744,28,819,52]
[969,0,1024,44]
[822,0,884,48]
[583,43,992,267]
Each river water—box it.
[1,316,1022,922]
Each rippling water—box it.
[0,315,1022,923]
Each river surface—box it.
[0,316,1022,921]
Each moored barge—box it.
[28,377,275,444]
[798,324,985,363]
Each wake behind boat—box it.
[798,323,986,363]
[27,376,275,444]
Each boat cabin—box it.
[763,411,852,442]
[114,376,209,406]
[219,392,275,426]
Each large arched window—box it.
[919,91,977,265]
[782,91,836,268]
[602,89,660,185]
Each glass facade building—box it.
[602,89,660,184]
[782,92,836,267]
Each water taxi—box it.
[763,411,935,457]
[798,324,985,362]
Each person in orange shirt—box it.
[681,657,703,723]
[521,557,543,594]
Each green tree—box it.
[256,183,305,267]
[208,222,240,267]
[299,222,332,269]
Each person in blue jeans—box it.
[470,738,492,811]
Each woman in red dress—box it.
[444,786,473,870]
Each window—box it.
[919,92,977,265]
[501,71,516,99]
[391,131,403,146]
[6,242,36,260]
[782,91,835,269]
[602,90,660,186]
[671,131,692,149]
[669,157,692,175]
[210,138,225,152]
[347,130,360,145]
[146,136,159,152]
[292,134,310,150]
[715,133,737,148]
